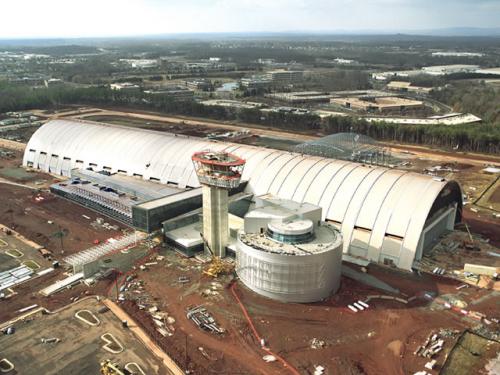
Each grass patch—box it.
[22,259,40,271]
[0,167,35,181]
[0,239,7,247]
[442,331,500,375]
[5,248,23,258]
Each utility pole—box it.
[185,332,188,373]
[51,226,68,255]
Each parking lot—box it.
[0,297,168,375]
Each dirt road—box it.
[0,138,26,151]
[26,106,500,166]
[104,299,182,375]
[76,108,319,141]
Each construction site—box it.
[0,108,498,375]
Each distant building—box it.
[331,96,425,115]
[240,77,273,90]
[143,86,194,102]
[365,112,482,126]
[257,58,275,65]
[119,59,159,69]
[431,52,484,57]
[185,79,213,91]
[266,91,332,104]
[386,81,432,94]
[44,78,64,87]
[201,99,263,110]
[371,70,421,81]
[8,76,46,86]
[110,82,141,93]
[266,69,304,86]
[372,65,480,80]
[333,58,355,64]
[475,67,500,76]
[421,65,479,76]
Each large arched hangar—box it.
[23,119,462,270]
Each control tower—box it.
[192,151,245,258]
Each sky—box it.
[1,0,499,39]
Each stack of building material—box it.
[415,333,445,358]
[0,265,34,291]
[186,306,224,334]
[62,232,145,274]
[39,272,83,296]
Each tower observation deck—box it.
[192,151,245,257]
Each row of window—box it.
[29,150,191,187]
[329,219,404,240]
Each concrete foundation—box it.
[202,185,228,257]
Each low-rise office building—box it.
[332,96,425,115]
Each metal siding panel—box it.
[340,168,387,253]
[268,155,303,195]
[366,174,415,262]
[325,166,373,223]
[316,164,360,220]
[257,153,296,195]
[291,159,335,202]
[37,153,48,170]
[355,170,406,230]
[302,162,353,211]
[247,151,284,195]
[240,149,275,182]
[386,176,430,236]
[398,181,446,269]
[277,157,319,199]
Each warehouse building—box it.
[109,82,141,93]
[240,77,273,90]
[331,96,425,115]
[421,64,479,76]
[386,81,432,95]
[266,69,304,86]
[143,86,194,102]
[266,91,332,104]
[23,119,462,270]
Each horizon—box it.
[1,28,500,44]
[1,0,499,39]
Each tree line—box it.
[0,82,498,154]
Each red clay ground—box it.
[0,183,125,255]
[118,251,499,375]
[490,184,500,204]
[462,209,500,247]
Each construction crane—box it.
[100,360,126,375]
[462,221,479,251]
[200,233,233,278]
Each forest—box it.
[0,82,498,154]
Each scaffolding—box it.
[192,151,245,189]
[62,232,145,273]
[51,183,134,225]
[294,133,398,167]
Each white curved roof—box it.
[24,119,461,270]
